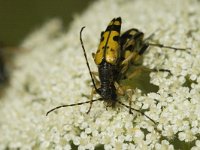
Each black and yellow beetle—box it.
[46,17,152,120]
[90,17,122,109]
[46,17,188,122]
[119,27,188,75]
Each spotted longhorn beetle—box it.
[46,17,189,124]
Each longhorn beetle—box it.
[119,28,189,76]
[46,17,189,124]
[46,18,157,123]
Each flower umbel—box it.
[0,0,200,149]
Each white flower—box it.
[0,0,199,149]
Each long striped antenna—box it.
[46,27,102,116]
[46,98,102,116]
[80,27,98,92]
[117,101,157,124]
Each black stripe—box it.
[138,44,149,55]
[134,32,143,41]
[126,45,134,51]
[105,17,121,32]
[120,29,140,46]
[103,19,120,59]
[121,28,139,39]
[115,17,121,23]
[105,24,121,32]
[113,35,119,41]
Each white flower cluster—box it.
[0,0,200,149]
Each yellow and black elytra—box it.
[119,27,189,75]
[94,17,121,66]
[46,18,126,114]
[119,28,147,74]
[92,17,121,106]
[46,17,188,123]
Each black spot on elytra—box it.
[113,36,119,41]
[126,45,134,51]
[101,32,104,37]
[101,36,104,42]
[106,25,121,32]
[102,46,109,50]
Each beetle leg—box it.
[86,87,96,114]
[91,71,99,77]
[114,82,134,114]
[126,89,133,114]
[86,72,101,114]
[148,43,190,51]
[114,82,125,96]
[127,66,171,80]
[120,43,149,74]
[91,72,100,87]
[126,67,147,79]
[150,68,172,74]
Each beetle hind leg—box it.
[114,82,134,114]
[127,89,133,114]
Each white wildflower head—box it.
[0,0,200,149]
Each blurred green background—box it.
[0,0,93,46]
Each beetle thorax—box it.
[97,61,117,103]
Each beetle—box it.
[46,18,154,120]
[46,18,129,112]
[119,27,188,76]
[89,17,122,110]
[46,17,188,124]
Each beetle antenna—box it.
[80,27,98,92]
[117,101,157,124]
[46,98,103,116]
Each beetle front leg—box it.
[86,87,96,114]
[114,82,125,96]
[86,72,100,114]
